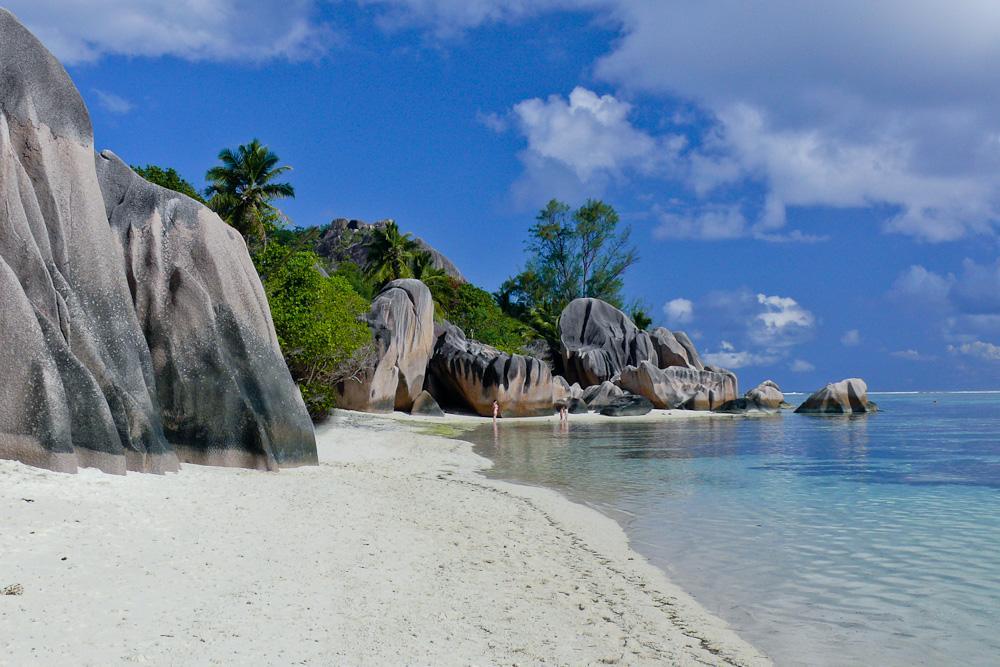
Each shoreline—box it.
[1,410,769,665]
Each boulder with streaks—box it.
[336,279,435,413]
[581,381,625,410]
[427,322,557,417]
[616,361,739,410]
[559,298,657,387]
[794,378,876,414]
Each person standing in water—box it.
[492,400,500,423]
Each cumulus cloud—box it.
[662,298,693,325]
[6,1,334,64]
[703,349,777,369]
[892,349,936,361]
[371,0,1000,242]
[789,359,815,373]
[92,89,133,114]
[653,205,748,241]
[751,293,815,348]
[948,340,1000,362]
[840,329,861,347]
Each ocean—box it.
[462,392,1000,666]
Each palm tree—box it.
[205,139,294,246]
[365,221,421,285]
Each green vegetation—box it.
[365,221,421,285]
[206,138,295,247]
[131,164,206,203]
[432,282,534,355]
[254,243,373,420]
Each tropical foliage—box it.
[206,138,295,246]
[132,164,206,203]
[364,221,421,285]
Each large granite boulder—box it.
[616,361,738,411]
[746,380,784,410]
[0,9,316,473]
[581,381,625,410]
[559,298,657,387]
[650,327,699,369]
[336,279,435,413]
[410,390,445,417]
[427,322,556,417]
[673,331,704,370]
[795,378,876,414]
[96,151,316,469]
[316,218,465,282]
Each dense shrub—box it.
[434,282,533,355]
[254,244,373,420]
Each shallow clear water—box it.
[463,393,1000,666]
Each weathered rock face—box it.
[616,361,739,411]
[672,331,704,371]
[559,298,658,388]
[0,10,316,473]
[650,327,698,369]
[316,218,465,282]
[410,390,444,417]
[600,395,653,417]
[427,322,556,417]
[566,397,589,414]
[794,378,875,414]
[746,380,784,410]
[337,279,435,413]
[96,151,316,469]
[581,381,625,410]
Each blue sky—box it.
[12,1,1000,391]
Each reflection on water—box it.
[464,394,1000,666]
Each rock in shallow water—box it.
[794,378,875,414]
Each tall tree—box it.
[364,221,421,285]
[205,139,294,246]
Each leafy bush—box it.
[254,244,373,421]
[435,282,534,355]
[131,164,206,203]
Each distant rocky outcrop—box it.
[0,9,316,473]
[715,380,784,414]
[794,378,877,414]
[316,218,466,282]
[616,361,738,411]
[559,298,658,387]
[427,322,556,417]
[337,279,435,413]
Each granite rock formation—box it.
[316,218,465,282]
[794,378,876,414]
[97,152,316,468]
[427,322,557,417]
[745,380,784,410]
[650,327,700,369]
[672,331,704,370]
[559,298,658,387]
[581,381,625,410]
[600,395,653,417]
[336,279,435,413]
[410,390,445,417]
[616,361,739,411]
[0,9,316,473]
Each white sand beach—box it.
[1,411,770,666]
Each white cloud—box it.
[476,111,508,133]
[948,340,1000,362]
[789,359,815,373]
[373,0,1000,242]
[92,89,133,114]
[892,349,936,361]
[889,265,955,309]
[840,329,861,347]
[653,205,748,241]
[703,349,777,370]
[6,1,333,64]
[752,293,815,348]
[662,298,693,326]
[509,87,674,194]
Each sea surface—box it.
[462,392,1000,666]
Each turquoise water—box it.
[463,393,1000,666]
